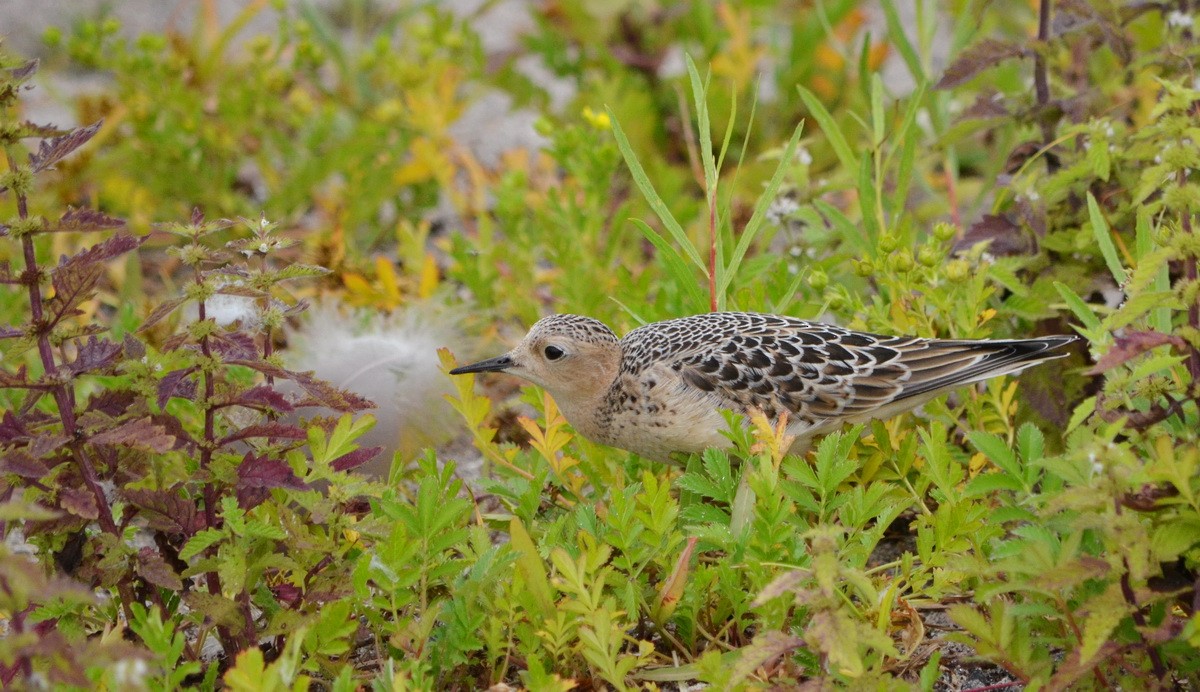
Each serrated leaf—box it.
[0,448,51,479]
[936,39,1028,89]
[125,489,204,536]
[331,446,381,472]
[219,423,307,447]
[179,528,225,562]
[208,331,258,360]
[228,385,295,413]
[728,630,805,687]
[268,264,331,283]
[59,486,99,520]
[1151,517,1200,560]
[1078,585,1127,665]
[968,432,1020,478]
[29,121,102,172]
[182,590,242,629]
[91,418,175,452]
[157,367,199,408]
[140,296,189,331]
[136,547,183,590]
[509,517,554,619]
[53,206,126,233]
[964,472,1025,497]
[1089,331,1185,376]
[63,336,123,377]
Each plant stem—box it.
[7,151,135,622]
[708,187,717,312]
[1033,0,1059,173]
[193,255,239,652]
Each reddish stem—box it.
[1033,0,1059,173]
[6,150,134,622]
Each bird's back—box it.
[597,312,1075,459]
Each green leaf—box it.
[609,106,706,272]
[797,85,856,171]
[716,118,804,299]
[1087,192,1127,284]
[509,517,554,618]
[630,219,707,309]
[964,472,1024,497]
[880,0,924,83]
[1053,281,1102,333]
[1151,516,1200,560]
[180,528,225,562]
[967,432,1020,480]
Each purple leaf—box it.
[46,263,103,329]
[91,418,176,453]
[229,385,295,413]
[28,433,68,459]
[55,234,142,275]
[157,367,199,409]
[10,59,39,82]
[59,487,99,520]
[29,121,103,173]
[136,547,184,590]
[271,582,302,607]
[936,39,1029,90]
[140,297,188,332]
[0,449,51,479]
[289,369,375,412]
[0,366,50,390]
[218,422,307,447]
[953,214,1035,256]
[236,453,306,509]
[64,337,123,377]
[208,331,258,360]
[0,412,31,443]
[237,453,306,490]
[124,488,204,536]
[53,207,126,234]
[1087,331,1186,375]
[123,334,146,360]
[331,446,382,472]
[84,390,136,417]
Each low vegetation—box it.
[1,1,1198,688]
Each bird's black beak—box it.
[449,354,514,375]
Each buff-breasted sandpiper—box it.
[450,313,1077,462]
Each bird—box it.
[449,312,1078,462]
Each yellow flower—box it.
[582,106,611,130]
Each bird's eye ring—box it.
[544,345,565,361]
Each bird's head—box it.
[450,314,622,403]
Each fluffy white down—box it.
[285,301,463,478]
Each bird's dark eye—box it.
[544,345,565,361]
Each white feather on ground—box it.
[284,301,464,479]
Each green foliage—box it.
[4,0,1200,688]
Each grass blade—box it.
[1087,192,1128,285]
[609,106,708,273]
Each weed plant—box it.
[0,0,1198,689]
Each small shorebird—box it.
[450,313,1077,462]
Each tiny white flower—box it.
[1167,10,1193,28]
[796,146,813,166]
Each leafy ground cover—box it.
[1,0,1199,688]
